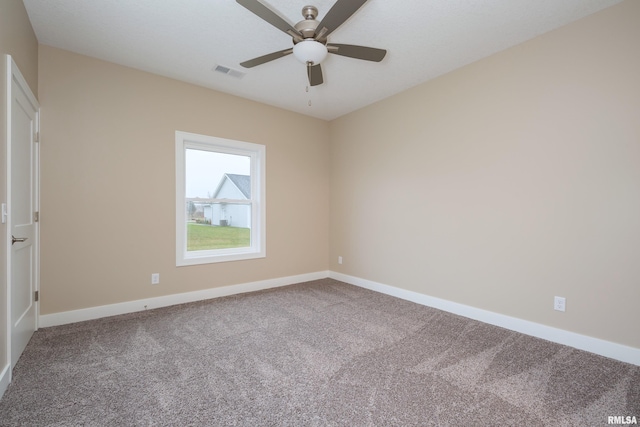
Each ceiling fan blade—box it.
[236,0,302,39]
[316,0,369,40]
[327,44,387,62]
[307,63,323,86]
[240,48,293,68]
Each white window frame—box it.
[176,131,265,266]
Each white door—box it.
[7,57,39,367]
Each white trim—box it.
[4,55,11,392]
[4,55,41,389]
[175,131,266,266]
[0,363,10,400]
[40,271,329,328]
[34,108,40,331]
[329,271,640,366]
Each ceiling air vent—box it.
[213,65,245,79]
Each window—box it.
[176,131,265,266]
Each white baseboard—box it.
[330,271,640,366]
[37,269,639,366]
[0,363,10,401]
[39,271,329,328]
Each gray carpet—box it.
[0,278,638,426]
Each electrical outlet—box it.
[338,256,343,265]
[151,273,160,285]
[554,296,566,312]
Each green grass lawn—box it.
[187,223,250,251]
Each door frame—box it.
[4,54,40,383]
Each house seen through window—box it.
[176,131,265,266]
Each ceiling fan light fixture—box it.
[293,39,328,65]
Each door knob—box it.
[11,235,27,245]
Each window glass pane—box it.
[185,149,251,252]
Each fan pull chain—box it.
[306,62,314,106]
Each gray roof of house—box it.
[225,174,251,198]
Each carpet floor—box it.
[0,278,638,426]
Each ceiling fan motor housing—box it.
[294,14,322,40]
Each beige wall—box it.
[330,0,640,348]
[0,0,39,375]
[38,46,330,314]
[0,0,38,92]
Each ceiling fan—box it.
[236,0,387,86]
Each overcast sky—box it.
[185,149,250,198]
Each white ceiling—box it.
[23,0,621,121]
